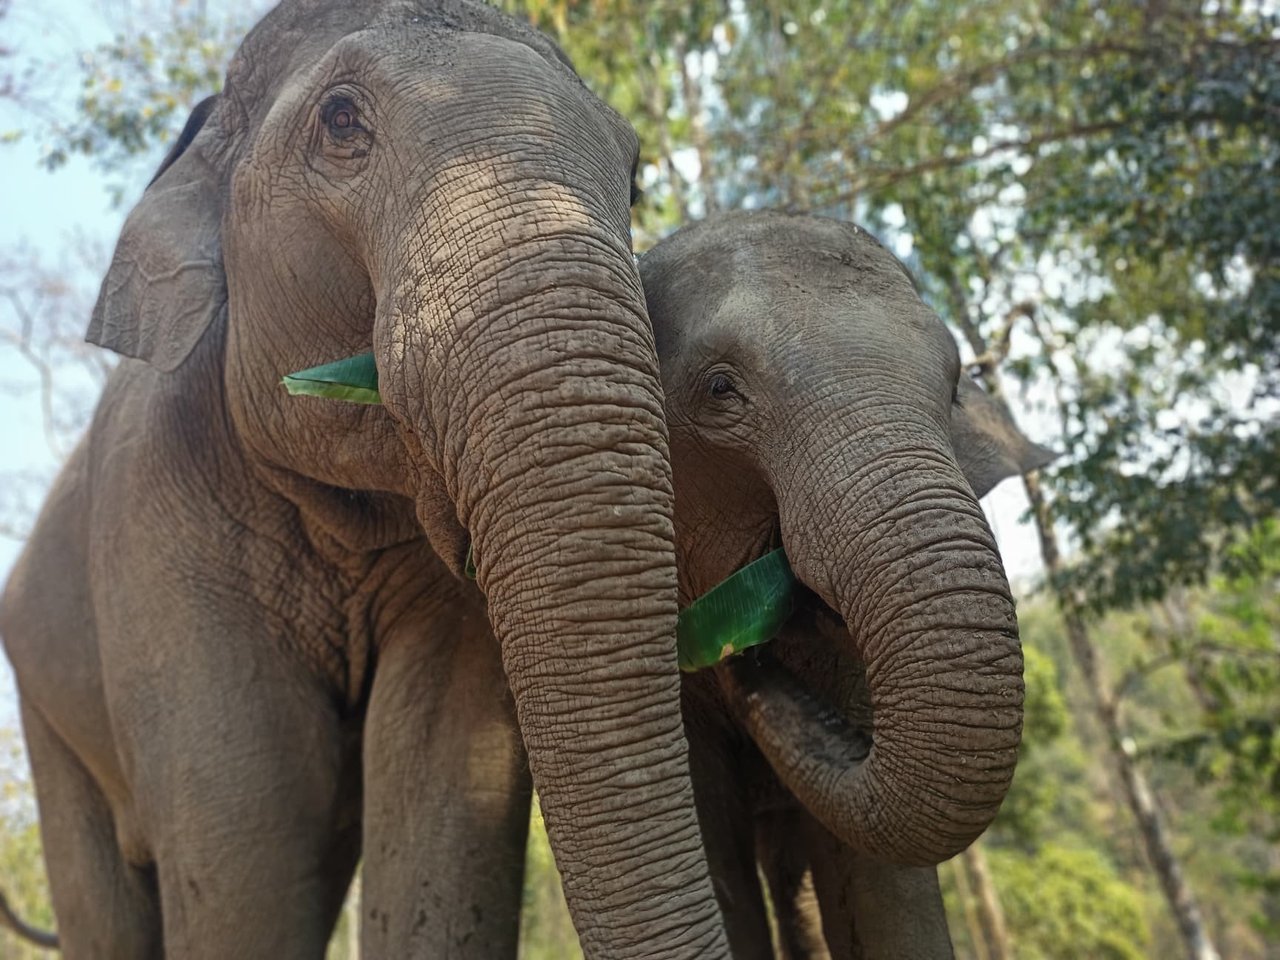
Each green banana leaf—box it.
[677,548,795,672]
[281,351,381,404]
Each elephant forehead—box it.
[709,271,932,339]
[222,0,578,126]
[685,276,956,397]
[376,33,623,147]
[712,283,798,338]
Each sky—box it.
[0,0,1050,762]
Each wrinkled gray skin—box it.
[699,636,959,960]
[639,211,1053,958]
[0,2,730,957]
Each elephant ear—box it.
[87,96,225,372]
[951,376,1056,498]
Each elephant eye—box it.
[707,371,740,401]
[321,96,363,140]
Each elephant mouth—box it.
[722,640,875,768]
[677,548,795,671]
[688,543,875,756]
[790,587,870,698]
[725,576,878,747]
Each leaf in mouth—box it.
[677,548,796,672]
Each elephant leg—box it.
[118,628,359,959]
[802,818,954,960]
[361,612,531,959]
[755,807,830,960]
[20,701,162,960]
[685,697,774,960]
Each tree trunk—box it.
[1025,473,1221,960]
[949,856,990,960]
[959,842,1010,960]
[952,300,1222,960]
[346,876,359,960]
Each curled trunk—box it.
[725,430,1024,866]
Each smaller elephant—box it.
[638,211,1052,958]
[0,2,728,957]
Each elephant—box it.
[0,1,732,957]
[249,211,1049,955]
[636,211,1053,957]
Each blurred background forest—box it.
[0,0,1276,958]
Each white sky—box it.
[0,1,1050,747]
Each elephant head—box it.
[85,1,725,951]
[641,211,1053,865]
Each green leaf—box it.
[281,352,381,405]
[677,548,796,672]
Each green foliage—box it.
[994,591,1280,956]
[16,2,260,202]
[1141,523,1280,863]
[519,796,581,960]
[42,27,229,175]
[988,8,1279,612]
[990,843,1152,960]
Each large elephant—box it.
[0,2,730,957]
[638,211,1053,957]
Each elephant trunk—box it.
[725,421,1023,866]
[379,222,727,957]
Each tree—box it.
[990,843,1152,960]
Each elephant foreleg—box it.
[685,692,775,960]
[361,609,531,959]
[755,807,830,960]
[802,816,954,960]
[111,618,359,960]
[19,702,160,959]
